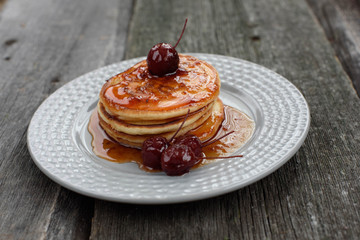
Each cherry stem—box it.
[201,131,235,148]
[173,18,188,49]
[199,155,243,159]
[169,109,190,143]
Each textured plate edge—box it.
[26,53,311,204]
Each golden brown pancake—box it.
[188,98,224,141]
[99,54,220,121]
[97,54,223,148]
[99,98,224,148]
[97,101,214,135]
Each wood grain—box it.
[0,0,359,239]
[0,0,6,11]
[90,0,360,239]
[307,0,360,96]
[0,0,132,239]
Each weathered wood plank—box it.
[306,0,360,96]
[0,0,6,12]
[1,0,359,239]
[90,0,360,239]
[0,0,132,239]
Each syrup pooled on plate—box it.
[196,105,255,158]
[88,105,255,172]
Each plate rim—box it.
[27,53,311,204]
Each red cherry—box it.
[147,43,179,76]
[173,135,203,157]
[140,110,190,169]
[161,144,198,176]
[141,136,168,170]
[146,19,187,76]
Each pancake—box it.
[119,103,211,125]
[99,54,220,121]
[187,98,224,141]
[97,101,214,135]
[99,98,224,148]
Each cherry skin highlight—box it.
[141,109,190,169]
[173,134,203,157]
[147,43,179,76]
[161,144,198,176]
[141,136,169,170]
[146,19,187,76]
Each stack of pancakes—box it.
[97,54,223,148]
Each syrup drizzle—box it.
[101,55,220,112]
[88,105,255,171]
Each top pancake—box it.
[99,54,220,121]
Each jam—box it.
[88,105,255,171]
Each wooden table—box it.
[1,0,359,239]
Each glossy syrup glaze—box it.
[100,55,220,112]
[88,105,255,172]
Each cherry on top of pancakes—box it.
[101,55,220,111]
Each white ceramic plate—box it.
[27,54,310,204]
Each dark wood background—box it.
[0,0,359,239]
